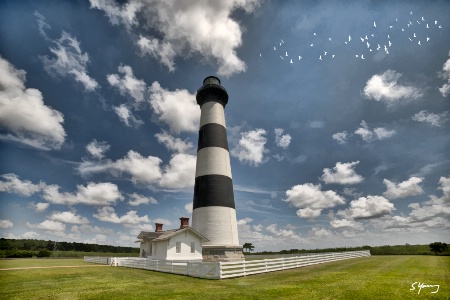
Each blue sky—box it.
[0,0,449,252]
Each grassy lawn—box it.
[1,256,448,300]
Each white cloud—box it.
[89,0,142,29]
[383,177,424,199]
[40,31,98,91]
[438,176,450,202]
[330,219,362,229]
[93,206,149,224]
[113,104,144,128]
[237,217,253,225]
[354,120,395,142]
[363,70,422,107]
[128,193,158,206]
[0,173,44,197]
[309,121,325,128]
[79,149,195,189]
[339,196,395,220]
[321,161,364,185]
[332,131,349,144]
[155,131,193,153]
[91,0,260,76]
[34,11,51,41]
[111,150,163,185]
[42,182,124,206]
[184,202,193,214]
[0,220,13,229]
[310,227,332,238]
[27,220,66,232]
[30,202,50,212]
[231,129,268,166]
[107,64,147,102]
[149,82,200,134]
[159,154,197,189]
[0,57,66,150]
[438,56,450,97]
[86,139,111,159]
[412,110,448,127]
[274,128,292,149]
[22,231,40,239]
[49,211,89,224]
[285,183,346,218]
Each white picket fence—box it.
[84,250,370,279]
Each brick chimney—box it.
[155,223,163,232]
[180,217,189,229]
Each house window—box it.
[176,242,181,254]
[191,242,195,254]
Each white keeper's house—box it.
[136,217,209,261]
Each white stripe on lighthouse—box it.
[191,206,239,246]
[195,147,232,178]
[200,101,226,128]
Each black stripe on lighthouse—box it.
[197,123,229,151]
[193,175,235,209]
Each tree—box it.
[242,243,254,253]
[429,242,448,255]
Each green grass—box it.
[1,256,449,300]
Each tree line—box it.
[245,243,449,256]
[0,238,139,258]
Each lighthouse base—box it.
[202,245,244,262]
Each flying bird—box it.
[427,37,430,41]
[390,25,393,28]
[418,41,421,45]
[373,21,376,27]
[259,53,262,57]
[280,56,284,60]
[290,59,293,64]
[281,39,284,43]
[396,18,398,21]
[329,38,332,41]
[360,37,364,42]
[417,21,420,24]
[408,37,412,41]
[426,24,429,28]
[365,35,368,40]
[366,41,370,48]
[286,51,288,56]
[310,44,314,47]
[355,55,359,58]
[402,28,405,31]
[332,55,335,58]
[421,16,425,21]
[298,56,302,60]
[319,55,322,60]
[384,45,388,51]
[414,33,416,37]
[389,41,392,47]
[324,51,327,55]
[377,44,381,50]
[439,25,442,28]
[314,32,317,36]
[361,54,365,59]
[410,11,413,15]
[274,46,276,50]
[348,35,352,42]
[435,20,438,25]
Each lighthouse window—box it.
[191,242,195,253]
[176,242,181,253]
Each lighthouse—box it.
[191,76,243,261]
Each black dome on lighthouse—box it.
[196,76,229,107]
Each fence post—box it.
[265,259,268,271]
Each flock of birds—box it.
[262,11,444,64]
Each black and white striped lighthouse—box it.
[191,76,243,261]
